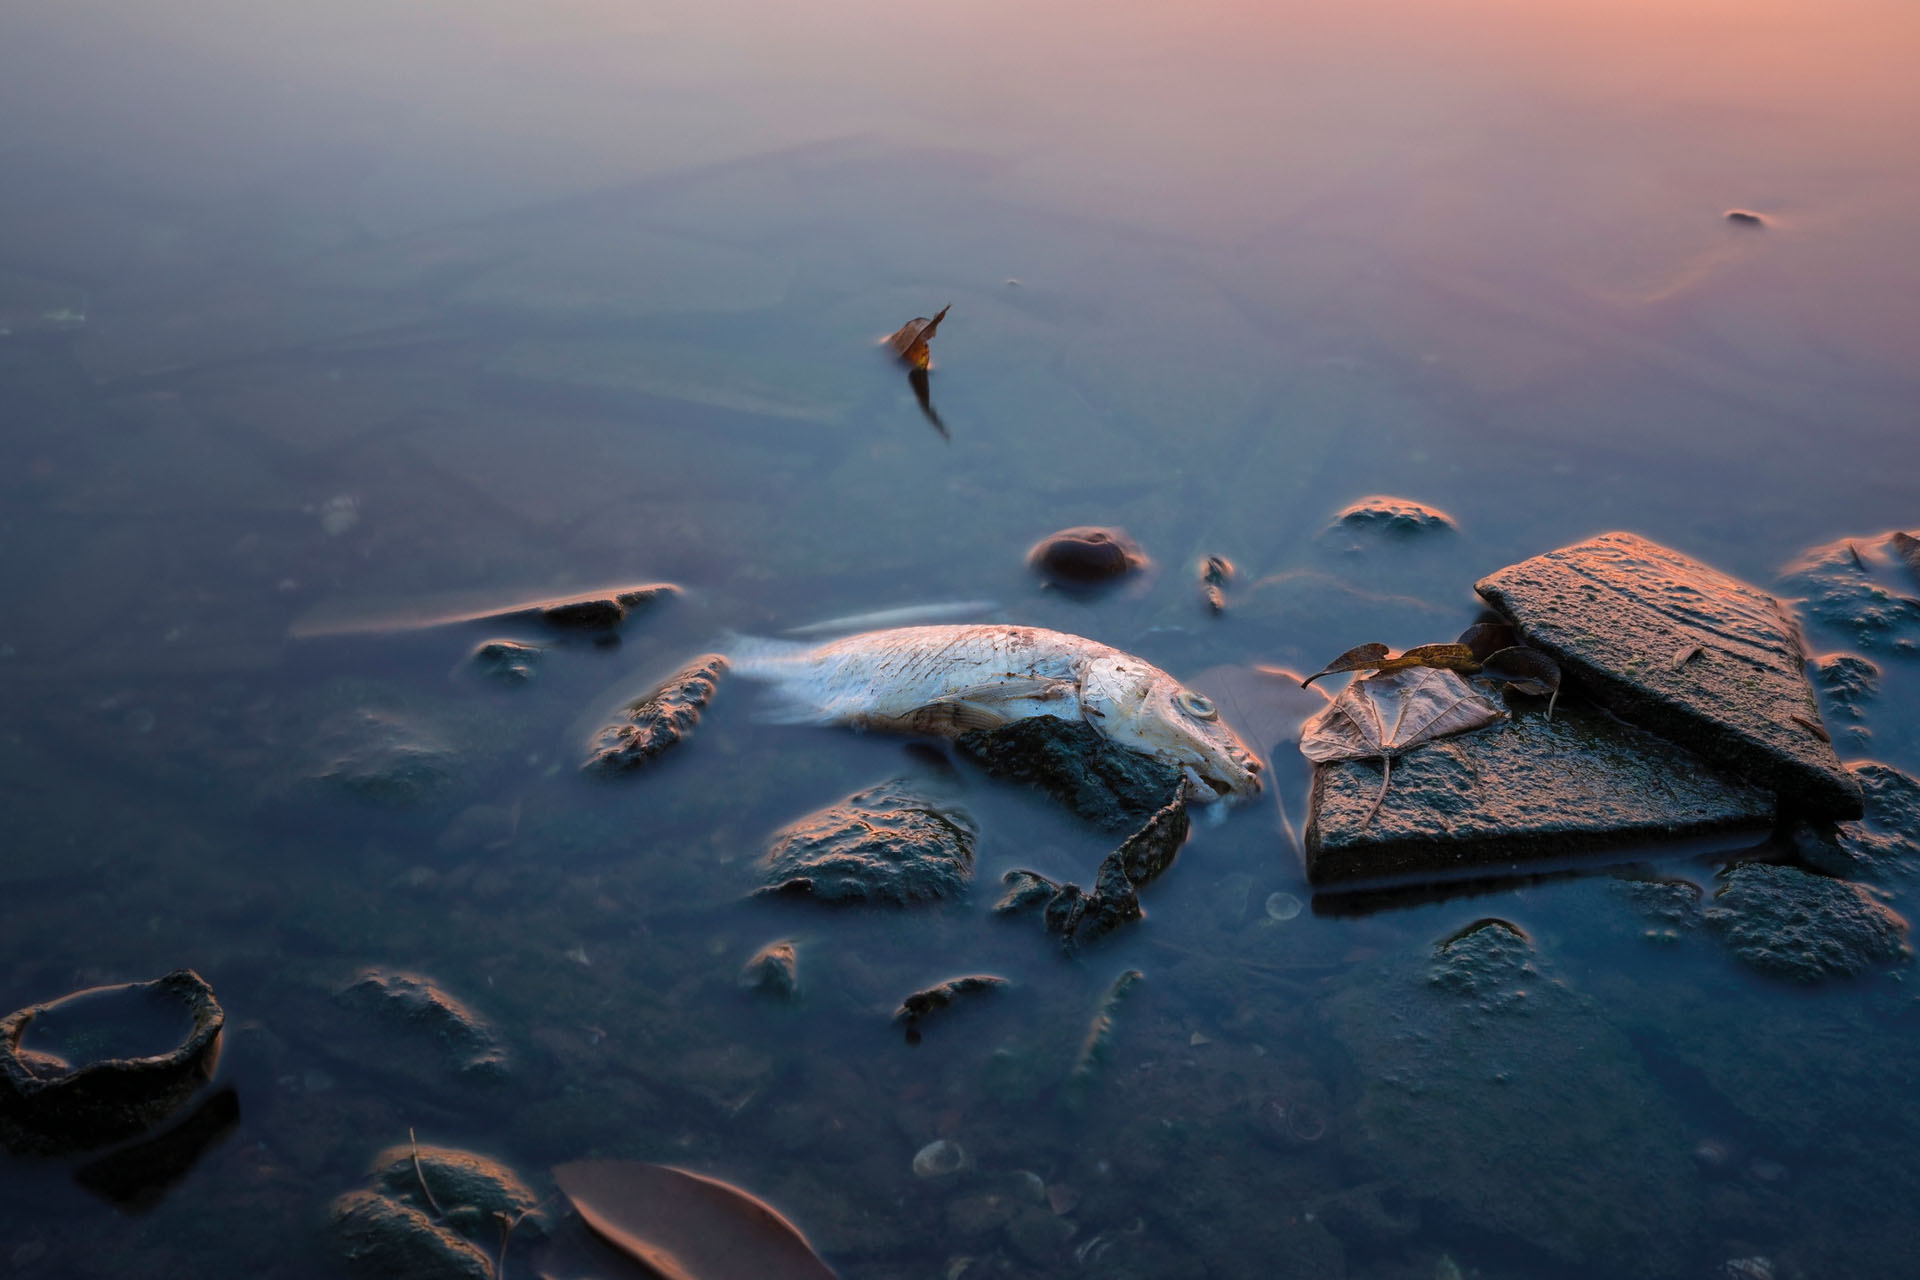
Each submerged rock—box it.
[1327,925,1698,1274]
[0,970,224,1155]
[335,969,507,1083]
[472,639,541,685]
[1798,764,1920,883]
[1478,532,1861,817]
[1705,863,1909,981]
[309,709,460,806]
[370,1143,546,1239]
[490,583,678,633]
[755,779,976,904]
[1326,496,1457,540]
[1813,653,1879,726]
[582,654,727,774]
[1027,526,1147,588]
[894,975,1009,1043]
[739,940,801,1000]
[1304,702,1772,885]
[1002,799,1190,951]
[954,715,1182,831]
[330,1189,494,1280]
[1777,533,1920,659]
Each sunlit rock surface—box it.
[954,715,1181,830]
[1478,532,1861,817]
[1327,921,1698,1275]
[1305,704,1773,885]
[1325,495,1457,540]
[1705,864,1910,981]
[1778,532,1920,658]
[756,779,976,904]
[334,969,508,1083]
[582,654,727,774]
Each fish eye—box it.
[1175,690,1217,721]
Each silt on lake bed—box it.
[2,0,1920,1276]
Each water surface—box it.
[3,1,1918,1276]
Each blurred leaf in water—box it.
[551,1160,835,1280]
[1299,667,1507,826]
[884,304,949,371]
[1478,646,1564,719]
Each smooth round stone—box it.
[1027,526,1147,587]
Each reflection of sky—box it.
[3,0,1917,569]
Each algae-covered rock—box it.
[330,1189,494,1280]
[756,779,976,904]
[1326,921,1699,1275]
[1704,863,1910,981]
[954,715,1182,831]
[1479,532,1861,817]
[1305,703,1772,885]
[582,654,727,774]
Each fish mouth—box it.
[1195,752,1263,801]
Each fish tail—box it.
[717,631,838,724]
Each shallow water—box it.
[3,0,1919,1276]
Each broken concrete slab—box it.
[1477,532,1861,818]
[1304,703,1773,885]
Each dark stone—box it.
[993,870,1058,915]
[472,639,541,685]
[335,970,507,1083]
[72,1086,240,1210]
[1305,701,1773,885]
[329,1189,493,1280]
[1777,534,1920,659]
[582,654,727,774]
[1327,495,1456,539]
[486,583,677,633]
[1894,531,1920,582]
[1799,764,1920,883]
[954,715,1182,831]
[739,940,800,1000]
[1725,209,1766,226]
[1326,926,1699,1274]
[1003,800,1191,951]
[1478,532,1862,817]
[0,970,224,1155]
[1705,863,1910,981]
[370,1143,546,1240]
[894,974,1009,1042]
[755,779,976,904]
[309,709,459,806]
[1027,526,1147,587]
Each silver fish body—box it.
[727,624,1263,801]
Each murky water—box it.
[3,0,1918,1276]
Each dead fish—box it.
[726,624,1264,803]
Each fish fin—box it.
[884,699,1013,734]
[947,677,1077,705]
[721,631,816,676]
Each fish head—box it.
[1080,654,1264,801]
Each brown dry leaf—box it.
[552,1160,836,1280]
[1457,621,1519,663]
[885,304,951,371]
[1299,641,1480,688]
[1479,646,1563,718]
[1298,667,1507,825]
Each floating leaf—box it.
[1479,646,1563,718]
[884,304,950,371]
[552,1160,836,1280]
[1299,641,1480,688]
[1456,621,1519,663]
[1299,667,1507,825]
